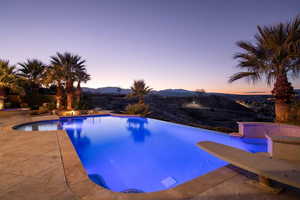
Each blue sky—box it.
[1,0,300,93]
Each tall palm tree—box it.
[43,64,65,110]
[0,60,21,109]
[50,52,86,110]
[18,59,46,88]
[74,66,90,106]
[128,80,152,103]
[229,16,300,122]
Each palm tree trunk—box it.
[32,82,40,107]
[67,93,73,110]
[56,82,63,110]
[66,80,73,110]
[75,81,81,107]
[139,95,144,104]
[0,87,6,109]
[272,72,295,122]
[275,99,291,122]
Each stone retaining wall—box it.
[238,122,300,138]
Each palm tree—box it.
[0,60,21,109]
[18,59,46,108]
[18,59,46,88]
[43,64,65,110]
[128,80,152,103]
[50,52,86,110]
[74,66,90,107]
[229,16,300,122]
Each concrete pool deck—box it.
[0,115,300,200]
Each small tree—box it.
[74,65,90,107]
[196,89,205,92]
[126,80,152,116]
[128,80,152,103]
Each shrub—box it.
[4,102,12,108]
[7,95,22,108]
[124,103,150,116]
[45,102,56,111]
[20,103,28,108]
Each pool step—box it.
[88,174,109,189]
[122,188,144,193]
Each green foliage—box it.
[229,16,300,85]
[45,102,56,111]
[18,59,46,86]
[127,80,152,103]
[50,52,90,110]
[126,80,152,116]
[73,94,92,110]
[7,95,22,108]
[124,103,151,116]
[0,60,22,92]
[21,91,40,109]
[4,102,12,108]
[1,52,91,111]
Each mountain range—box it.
[82,87,201,96]
[82,87,300,97]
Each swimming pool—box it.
[15,115,267,193]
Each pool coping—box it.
[4,114,239,200]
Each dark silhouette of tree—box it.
[127,118,151,143]
[229,16,300,122]
[50,52,86,110]
[128,80,152,103]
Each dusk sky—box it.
[1,0,300,93]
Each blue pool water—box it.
[16,115,267,192]
[14,120,62,131]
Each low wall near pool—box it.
[238,122,300,138]
[0,108,31,123]
[238,122,300,161]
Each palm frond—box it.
[228,72,261,83]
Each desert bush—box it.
[30,109,48,115]
[44,102,56,111]
[4,102,12,108]
[30,104,50,115]
[124,103,150,116]
[7,95,22,107]
[39,105,49,113]
[20,103,28,108]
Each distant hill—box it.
[83,87,203,97]
[153,89,199,97]
[82,87,131,95]
[82,87,300,97]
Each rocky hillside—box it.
[83,93,270,133]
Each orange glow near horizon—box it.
[83,80,278,95]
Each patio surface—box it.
[0,115,299,200]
